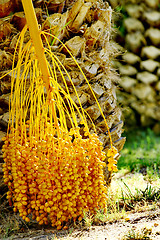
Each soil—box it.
[3,209,160,240]
[0,2,160,240]
[1,172,160,240]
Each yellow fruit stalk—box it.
[2,0,118,229]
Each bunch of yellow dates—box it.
[2,121,109,230]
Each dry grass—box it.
[0,170,160,239]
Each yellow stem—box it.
[21,0,59,129]
[21,0,50,92]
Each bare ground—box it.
[2,208,160,240]
[1,173,160,240]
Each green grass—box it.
[122,227,152,240]
[119,181,160,211]
[1,128,160,239]
[118,128,160,174]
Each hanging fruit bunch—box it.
[1,0,119,230]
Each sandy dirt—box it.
[4,208,160,240]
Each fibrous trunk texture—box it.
[108,0,160,131]
[0,0,125,197]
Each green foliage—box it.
[122,227,152,240]
[114,5,128,37]
[120,181,160,209]
[118,128,160,174]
